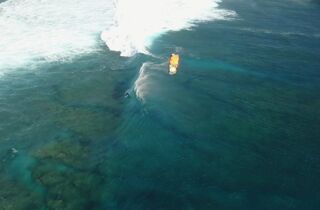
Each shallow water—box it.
[0,0,320,209]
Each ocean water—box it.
[0,0,320,209]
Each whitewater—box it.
[0,0,235,74]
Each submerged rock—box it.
[33,140,89,169]
[31,161,104,210]
[55,106,118,137]
[0,177,42,210]
[30,140,106,209]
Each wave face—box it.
[0,0,114,72]
[101,0,236,56]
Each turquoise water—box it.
[0,0,320,209]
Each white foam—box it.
[0,0,235,75]
[0,0,114,72]
[101,0,236,56]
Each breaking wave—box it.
[0,0,235,74]
[101,0,236,56]
[134,62,152,102]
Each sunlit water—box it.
[0,0,320,209]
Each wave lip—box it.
[101,0,236,57]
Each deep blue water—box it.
[0,0,320,209]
